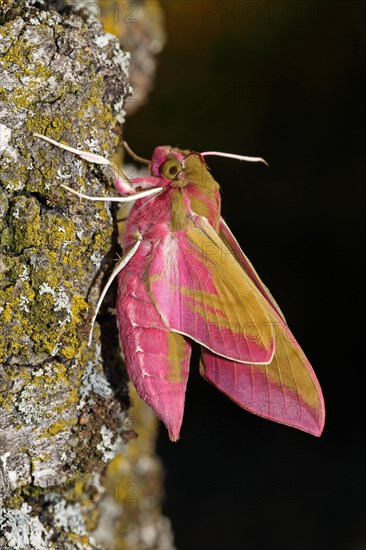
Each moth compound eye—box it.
[160,158,181,180]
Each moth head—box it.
[151,146,208,189]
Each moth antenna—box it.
[60,184,163,202]
[201,151,269,167]
[123,141,150,166]
[88,237,142,346]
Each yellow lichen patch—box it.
[40,419,75,438]
[27,114,73,142]
[0,367,18,410]
[1,303,12,324]
[1,37,52,76]
[2,490,25,510]
[30,254,62,289]
[61,345,79,360]
[94,202,111,221]
[71,295,89,324]
[11,197,41,252]
[66,533,95,548]
[37,362,69,387]
[40,216,76,250]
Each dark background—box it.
[126,1,365,549]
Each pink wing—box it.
[201,321,325,436]
[148,221,276,365]
[200,218,325,436]
[117,242,191,441]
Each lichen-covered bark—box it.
[0,3,174,549]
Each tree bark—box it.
[0,2,174,548]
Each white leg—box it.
[34,133,115,165]
[88,236,142,345]
[34,133,164,201]
[60,184,163,203]
[34,133,134,194]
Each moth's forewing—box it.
[148,221,276,365]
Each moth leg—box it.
[88,235,142,345]
[60,184,163,203]
[34,133,134,195]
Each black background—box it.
[126,1,365,549]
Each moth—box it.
[34,133,325,441]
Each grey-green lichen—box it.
[0,4,130,547]
[0,9,123,365]
[0,502,51,549]
[0,497,100,549]
[0,3,176,549]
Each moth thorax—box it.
[171,178,188,188]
